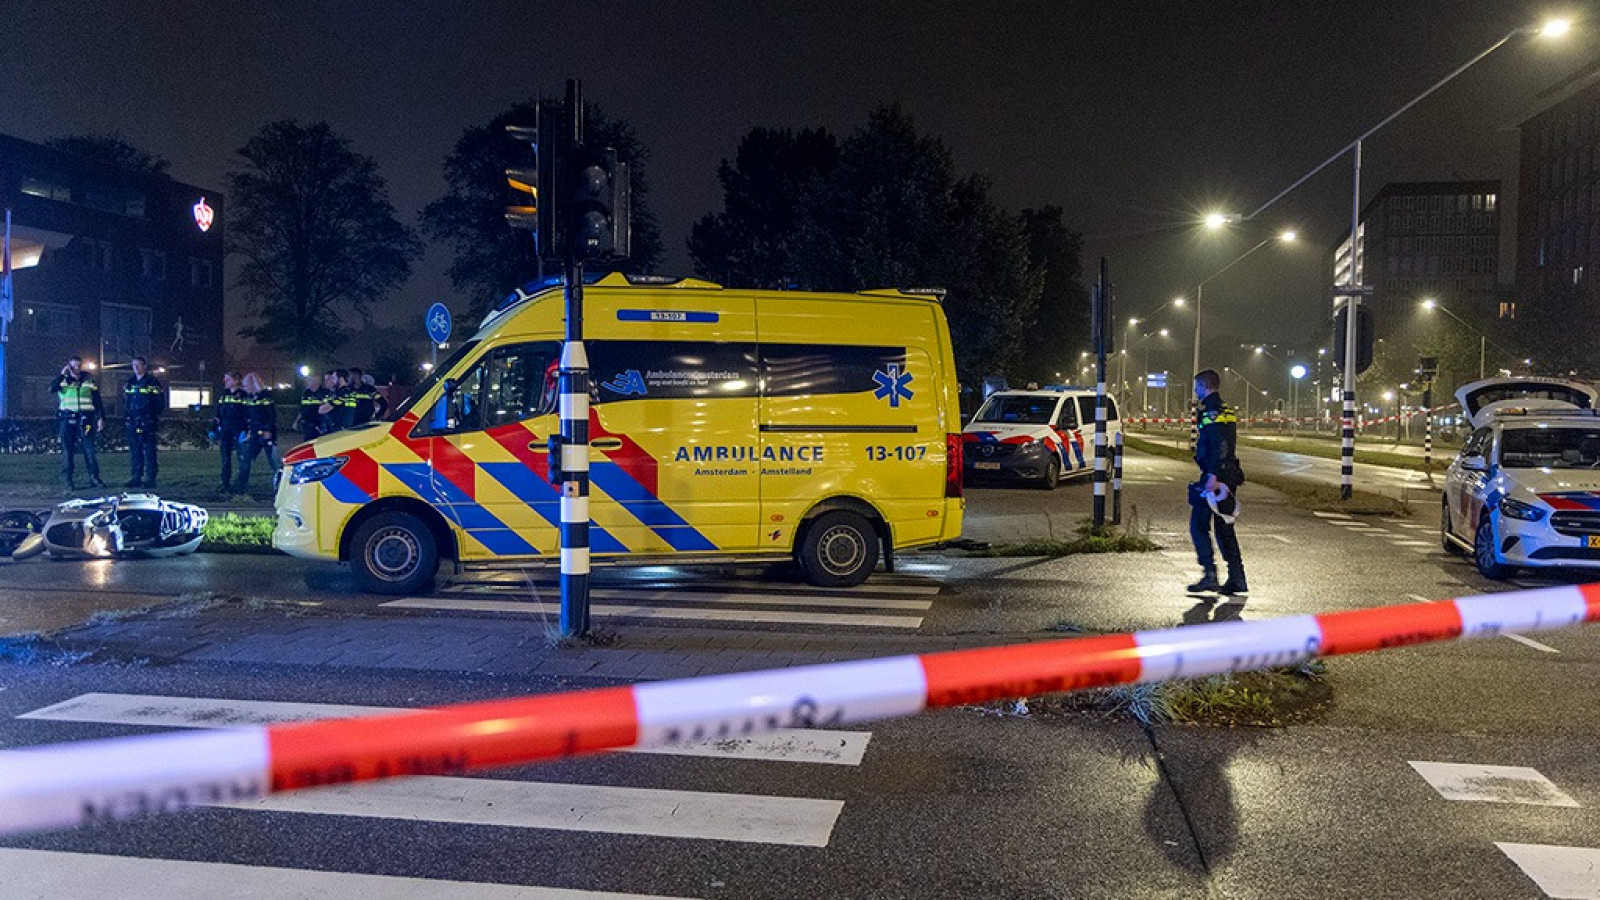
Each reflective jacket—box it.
[214,388,249,434]
[51,372,104,422]
[243,389,276,439]
[1194,392,1238,480]
[123,374,165,424]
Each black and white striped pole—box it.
[557,79,592,638]
[1111,430,1124,525]
[1092,258,1111,529]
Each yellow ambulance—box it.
[274,274,965,593]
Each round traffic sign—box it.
[425,303,452,344]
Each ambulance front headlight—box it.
[289,456,348,485]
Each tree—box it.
[422,99,663,322]
[369,340,422,387]
[227,120,421,360]
[1015,207,1090,384]
[688,127,838,288]
[47,134,170,176]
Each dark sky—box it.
[1,0,1594,377]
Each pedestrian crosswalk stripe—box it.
[1391,540,1433,548]
[1312,511,1352,519]
[1496,842,1600,898]
[1408,761,1580,807]
[0,847,701,900]
[225,775,844,846]
[19,693,874,766]
[440,585,934,611]
[383,596,924,629]
[454,575,941,596]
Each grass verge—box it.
[1124,435,1408,516]
[987,661,1331,727]
[200,513,278,553]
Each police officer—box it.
[318,369,352,433]
[50,355,106,490]
[1187,368,1247,596]
[347,367,388,426]
[294,372,325,442]
[122,355,165,488]
[235,373,278,494]
[214,372,248,494]
[364,372,389,422]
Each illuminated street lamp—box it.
[1290,364,1308,424]
[1221,18,1570,496]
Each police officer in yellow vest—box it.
[50,355,106,491]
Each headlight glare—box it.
[1498,497,1547,522]
[289,456,348,485]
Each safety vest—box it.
[57,378,98,414]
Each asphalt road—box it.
[1,449,1597,898]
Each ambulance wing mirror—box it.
[429,378,458,432]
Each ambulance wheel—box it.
[1472,516,1514,581]
[1041,458,1062,490]
[798,511,880,588]
[351,511,438,595]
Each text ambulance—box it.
[274,274,965,593]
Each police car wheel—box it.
[352,511,438,595]
[798,511,879,588]
[1041,457,1061,490]
[1472,516,1513,581]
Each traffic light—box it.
[504,121,540,233]
[566,144,631,260]
[1332,303,1375,374]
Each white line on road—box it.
[1391,540,1434,548]
[1268,535,1293,544]
[453,578,941,597]
[226,775,845,846]
[1504,633,1561,654]
[0,847,701,900]
[1405,594,1430,603]
[383,596,924,629]
[1496,842,1600,898]
[1312,511,1352,520]
[19,693,874,766]
[441,587,934,611]
[1409,761,1580,807]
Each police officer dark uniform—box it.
[235,373,278,493]
[347,367,388,426]
[50,355,106,490]
[1187,368,1247,595]
[318,369,353,433]
[122,355,165,488]
[294,373,325,442]
[214,372,248,494]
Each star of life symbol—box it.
[872,364,914,408]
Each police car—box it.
[962,387,1121,489]
[1440,377,1600,579]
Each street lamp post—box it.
[1420,297,1515,380]
[1216,18,1569,498]
[1186,230,1296,448]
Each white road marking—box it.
[1405,594,1430,603]
[20,694,874,766]
[1268,535,1293,544]
[1495,842,1600,899]
[1312,511,1352,520]
[384,596,923,629]
[1504,633,1561,654]
[1393,523,1431,530]
[441,587,933,611]
[0,847,700,899]
[1408,761,1580,807]
[1391,540,1434,548]
[226,775,844,846]
[453,579,940,597]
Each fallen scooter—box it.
[1,494,209,561]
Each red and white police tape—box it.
[3,582,1597,836]
[1127,403,1461,429]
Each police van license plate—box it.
[974,462,1001,470]
[1588,535,1600,549]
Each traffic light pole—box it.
[558,79,592,638]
